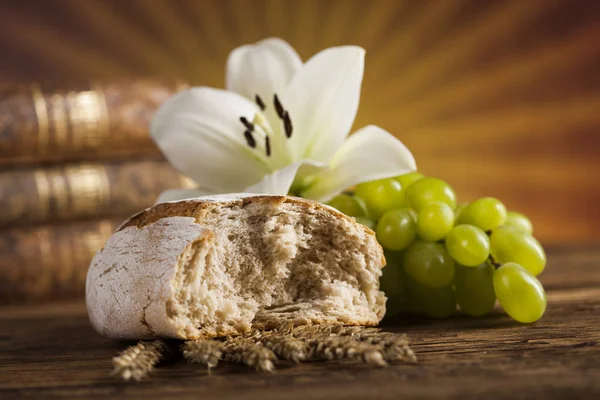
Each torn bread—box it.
[86,194,386,340]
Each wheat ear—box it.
[111,340,169,381]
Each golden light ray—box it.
[131,0,208,76]
[318,0,358,48]
[365,0,465,80]
[63,0,185,76]
[290,0,321,56]
[264,0,289,38]
[397,94,600,149]
[228,0,264,44]
[417,158,596,188]
[182,0,231,85]
[371,0,554,108]
[0,5,127,78]
[352,0,407,49]
[387,23,600,129]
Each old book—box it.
[0,218,122,304]
[0,79,186,165]
[0,159,195,227]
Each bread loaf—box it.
[86,194,386,340]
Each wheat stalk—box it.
[221,337,277,372]
[182,339,224,371]
[304,334,387,366]
[111,340,169,381]
[251,332,308,363]
[270,323,417,363]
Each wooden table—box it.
[1,246,599,399]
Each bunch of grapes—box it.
[327,172,547,323]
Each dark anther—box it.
[255,94,266,111]
[244,130,256,148]
[265,136,271,156]
[240,116,254,131]
[283,111,293,138]
[273,94,285,119]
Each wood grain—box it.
[0,246,599,399]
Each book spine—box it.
[0,218,122,304]
[0,79,187,165]
[0,159,194,227]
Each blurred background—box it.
[0,0,598,303]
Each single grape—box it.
[458,197,507,231]
[409,278,456,318]
[395,172,424,189]
[405,177,457,211]
[417,202,455,242]
[505,211,534,234]
[493,262,546,323]
[380,250,407,297]
[403,240,455,288]
[328,193,366,217]
[445,225,490,267]
[355,216,376,230]
[355,178,404,219]
[490,225,546,275]
[376,208,417,251]
[454,263,496,316]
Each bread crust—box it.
[119,194,380,249]
[87,194,386,340]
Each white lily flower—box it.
[152,38,416,203]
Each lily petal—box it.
[282,46,365,163]
[300,125,417,202]
[155,188,217,204]
[226,38,302,104]
[245,160,326,195]
[151,87,272,193]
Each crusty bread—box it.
[86,194,386,340]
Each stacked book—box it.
[0,80,192,304]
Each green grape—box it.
[417,202,455,242]
[454,263,496,316]
[327,193,366,217]
[445,225,490,267]
[409,278,456,318]
[395,172,424,189]
[380,250,407,297]
[403,240,455,288]
[376,208,417,251]
[355,216,376,230]
[490,225,546,275]
[458,197,507,231]
[454,203,469,225]
[405,177,457,211]
[493,262,546,323]
[505,211,534,234]
[355,178,404,219]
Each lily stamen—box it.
[244,130,256,148]
[283,111,293,138]
[274,94,285,119]
[240,112,275,159]
[265,136,271,156]
[255,94,266,111]
[240,116,254,131]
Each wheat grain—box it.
[182,339,223,370]
[222,337,277,372]
[111,340,168,381]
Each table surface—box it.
[1,245,599,400]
